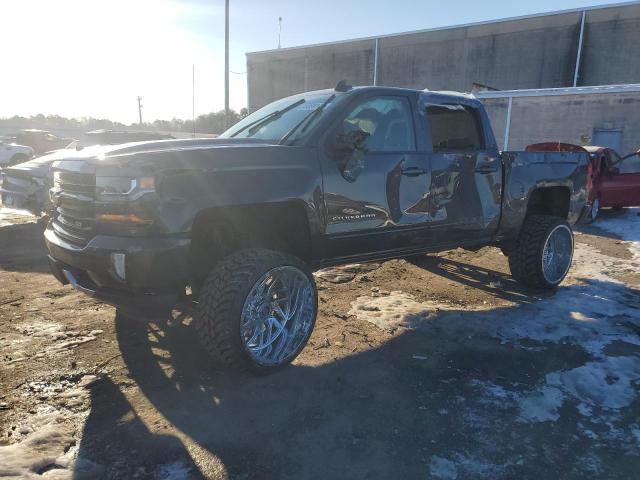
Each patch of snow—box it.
[0,207,35,227]
[632,428,640,445]
[547,356,640,410]
[156,461,191,480]
[577,403,593,417]
[429,456,458,479]
[517,386,564,423]
[348,291,493,330]
[16,322,65,338]
[595,208,640,258]
[0,411,99,480]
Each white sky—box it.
[0,0,627,124]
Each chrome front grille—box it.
[51,170,96,247]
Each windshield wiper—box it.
[230,99,306,138]
[279,94,336,144]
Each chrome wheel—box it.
[240,265,315,366]
[591,197,600,221]
[541,224,573,284]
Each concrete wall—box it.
[247,3,640,111]
[481,92,640,154]
[248,39,375,112]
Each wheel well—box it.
[10,153,28,163]
[188,203,312,289]
[526,186,570,219]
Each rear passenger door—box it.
[424,103,502,243]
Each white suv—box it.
[0,140,34,167]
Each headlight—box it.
[96,176,155,196]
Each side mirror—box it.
[333,129,369,153]
[331,130,370,182]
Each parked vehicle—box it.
[0,139,33,167]
[45,85,589,372]
[527,142,640,221]
[5,129,74,155]
[0,130,175,216]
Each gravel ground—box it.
[0,208,638,479]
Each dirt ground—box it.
[0,208,639,479]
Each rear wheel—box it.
[194,249,317,372]
[508,215,574,290]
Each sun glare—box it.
[0,0,244,124]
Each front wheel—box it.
[194,249,317,372]
[508,215,574,290]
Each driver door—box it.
[320,93,432,261]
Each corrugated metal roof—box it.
[474,84,640,98]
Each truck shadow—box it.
[0,223,49,273]
[408,255,545,304]
[74,278,640,479]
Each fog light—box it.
[111,253,126,281]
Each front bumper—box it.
[45,227,191,313]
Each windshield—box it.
[219,92,339,142]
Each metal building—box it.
[246,1,640,153]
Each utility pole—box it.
[278,16,282,48]
[224,0,230,128]
[192,64,196,138]
[137,96,143,125]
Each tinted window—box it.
[426,105,484,152]
[618,154,640,174]
[341,97,416,152]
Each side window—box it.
[618,154,640,174]
[341,97,416,152]
[426,105,484,153]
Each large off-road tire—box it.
[194,249,317,372]
[508,215,574,290]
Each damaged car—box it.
[527,142,640,221]
[0,138,34,167]
[0,130,175,216]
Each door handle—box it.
[402,166,427,177]
[475,165,498,174]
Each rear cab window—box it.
[425,105,484,153]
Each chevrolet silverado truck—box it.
[44,84,589,371]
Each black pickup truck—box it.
[45,84,589,371]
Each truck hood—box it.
[55,138,277,166]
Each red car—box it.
[526,142,640,221]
